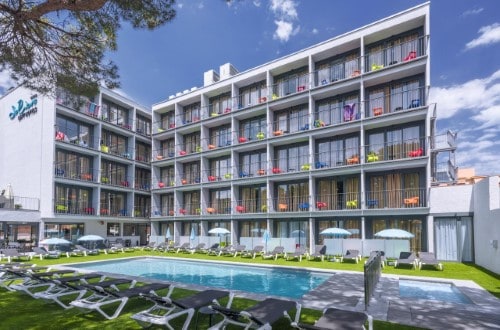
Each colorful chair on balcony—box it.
[208,175,217,182]
[315,161,328,169]
[316,201,327,210]
[206,207,216,214]
[278,203,288,211]
[272,167,282,174]
[403,50,417,62]
[371,63,384,71]
[301,164,311,171]
[181,179,188,185]
[409,99,421,108]
[346,200,358,208]
[373,107,383,116]
[179,208,187,215]
[208,144,216,150]
[343,103,356,122]
[408,148,423,157]
[314,119,325,128]
[347,156,359,164]
[236,205,245,213]
[299,202,309,210]
[366,200,378,208]
[367,152,379,162]
[273,130,283,136]
[239,136,247,143]
[257,169,266,175]
[404,196,419,207]
[158,182,165,188]
[179,150,187,156]
[256,132,265,140]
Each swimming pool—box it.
[70,258,332,299]
[399,279,473,304]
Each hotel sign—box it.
[9,94,38,121]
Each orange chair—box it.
[404,196,419,206]
[257,169,266,175]
[373,107,383,116]
[208,144,216,150]
[273,130,283,136]
[278,203,288,211]
[347,156,359,164]
[207,207,216,214]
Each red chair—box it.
[236,205,245,213]
[239,137,247,143]
[404,50,417,61]
[316,201,327,209]
[272,168,282,174]
[408,148,423,157]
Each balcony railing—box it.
[271,73,310,99]
[366,86,425,118]
[54,201,95,215]
[313,57,361,87]
[135,152,151,163]
[314,192,361,210]
[203,201,232,215]
[204,169,234,183]
[365,137,426,163]
[315,146,361,168]
[238,161,269,178]
[314,101,361,127]
[272,197,312,212]
[135,120,152,137]
[234,91,269,110]
[236,128,267,144]
[100,174,133,188]
[55,129,96,150]
[365,35,427,73]
[153,208,175,217]
[178,174,201,186]
[234,199,268,214]
[133,206,150,218]
[54,165,97,182]
[271,155,311,174]
[134,179,151,191]
[101,144,134,160]
[0,195,39,211]
[271,114,311,137]
[207,103,233,118]
[365,188,426,209]
[177,203,201,216]
[99,205,131,217]
[431,131,457,150]
[154,148,175,160]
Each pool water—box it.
[399,279,473,304]
[70,258,331,299]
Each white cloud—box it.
[465,23,500,50]
[0,70,16,94]
[461,8,483,17]
[312,28,318,35]
[253,0,261,7]
[273,20,300,42]
[269,0,299,43]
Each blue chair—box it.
[299,202,309,210]
[315,161,328,169]
[409,99,420,108]
[239,171,249,178]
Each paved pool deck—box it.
[300,270,500,330]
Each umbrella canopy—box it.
[208,227,230,235]
[40,237,71,245]
[291,230,305,237]
[374,229,414,239]
[190,226,196,240]
[262,229,271,252]
[320,228,353,236]
[165,227,171,239]
[77,235,105,241]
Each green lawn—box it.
[1,249,498,330]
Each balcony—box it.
[154,148,175,161]
[314,102,361,127]
[271,113,310,137]
[313,192,361,211]
[365,35,427,74]
[271,72,310,99]
[134,179,151,191]
[365,137,426,163]
[101,144,134,160]
[100,174,133,188]
[272,155,311,174]
[99,205,131,217]
[365,86,425,118]
[54,201,95,215]
[314,146,360,168]
[0,195,39,211]
[203,201,232,215]
[133,206,150,218]
[313,56,361,87]
[365,188,427,209]
[55,129,96,150]
[272,197,313,213]
[234,199,268,214]
[54,164,97,183]
[238,161,269,178]
[204,168,233,183]
[177,203,201,216]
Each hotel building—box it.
[149,3,459,254]
[0,86,152,248]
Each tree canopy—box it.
[0,0,176,96]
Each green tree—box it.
[0,0,176,96]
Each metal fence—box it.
[364,251,382,309]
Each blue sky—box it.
[1,0,499,176]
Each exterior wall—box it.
[473,176,500,274]
[0,86,55,208]
[429,184,473,215]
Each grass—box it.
[1,249,499,329]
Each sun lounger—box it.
[308,245,327,261]
[286,247,307,262]
[71,282,170,320]
[132,289,233,329]
[209,297,300,330]
[394,252,418,269]
[418,252,443,270]
[9,269,78,297]
[241,245,264,259]
[290,306,373,330]
[32,247,61,259]
[0,248,30,263]
[341,250,361,263]
[262,246,285,260]
[222,244,245,257]
[173,242,191,253]
[0,265,50,291]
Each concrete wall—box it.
[473,176,500,274]
[429,184,474,214]
[0,86,55,212]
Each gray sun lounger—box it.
[290,307,373,330]
[132,289,234,329]
[418,252,443,270]
[209,297,300,330]
[395,252,417,269]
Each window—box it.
[136,114,151,136]
[134,195,150,218]
[182,191,200,215]
[101,130,128,156]
[160,194,175,216]
[366,124,423,161]
[238,80,267,108]
[276,181,309,212]
[182,102,201,123]
[183,132,201,154]
[209,125,232,147]
[273,104,309,134]
[367,216,424,252]
[54,184,92,214]
[239,185,267,213]
[239,220,267,237]
[182,162,200,184]
[100,191,127,216]
[366,30,422,71]
[273,67,309,97]
[160,166,175,186]
[101,100,130,127]
[209,157,231,180]
[315,51,359,85]
[56,116,93,148]
[123,224,137,236]
[101,160,128,186]
[239,116,266,140]
[273,220,309,247]
[316,176,359,210]
[55,150,93,180]
[107,223,120,237]
[134,168,151,190]
[367,171,422,208]
[160,139,175,157]
[275,143,309,172]
[209,188,231,214]
[209,93,232,114]
[315,134,359,167]
[239,149,267,177]
[135,142,151,163]
[315,94,359,125]
[160,111,175,129]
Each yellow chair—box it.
[346,200,358,208]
